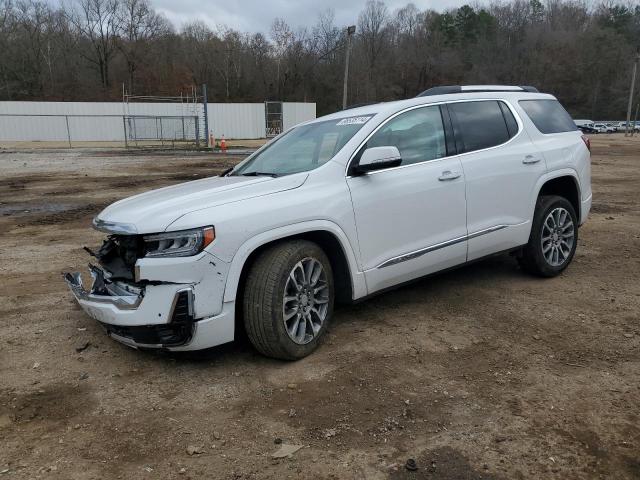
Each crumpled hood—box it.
[95,174,308,234]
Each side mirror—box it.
[353,146,402,175]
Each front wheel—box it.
[518,195,578,277]
[242,240,334,360]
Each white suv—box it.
[65,85,592,360]
[593,123,614,133]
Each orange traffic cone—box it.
[220,135,227,153]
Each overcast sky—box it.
[150,0,472,34]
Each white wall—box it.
[0,101,316,142]
[0,101,204,116]
[206,103,265,139]
[283,102,317,131]
[0,101,204,142]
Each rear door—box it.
[447,99,546,261]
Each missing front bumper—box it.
[64,266,143,310]
[101,290,194,348]
[64,266,196,348]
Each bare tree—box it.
[270,17,293,97]
[117,0,169,92]
[212,27,245,99]
[358,0,389,99]
[67,0,121,88]
[0,0,16,97]
[0,0,637,120]
[312,9,341,59]
[181,21,215,86]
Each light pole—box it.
[625,49,639,137]
[342,25,356,110]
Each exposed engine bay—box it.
[84,235,145,281]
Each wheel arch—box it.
[223,221,365,306]
[534,171,582,224]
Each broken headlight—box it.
[143,227,215,258]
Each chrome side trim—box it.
[93,217,138,235]
[467,224,509,239]
[377,235,468,269]
[376,225,509,269]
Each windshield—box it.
[232,115,374,177]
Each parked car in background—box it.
[593,123,615,133]
[574,119,594,128]
[578,125,599,134]
[65,85,592,360]
[616,121,640,132]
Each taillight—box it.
[581,135,591,152]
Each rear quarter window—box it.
[519,99,578,134]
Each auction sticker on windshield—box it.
[336,116,373,126]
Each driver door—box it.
[346,105,468,293]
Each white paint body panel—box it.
[69,90,591,351]
[347,157,467,292]
[461,102,547,261]
[96,174,307,234]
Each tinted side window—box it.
[365,106,446,167]
[449,101,510,153]
[519,99,578,134]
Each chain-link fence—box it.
[0,113,201,148]
[123,115,200,148]
[0,101,316,148]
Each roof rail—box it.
[416,85,539,97]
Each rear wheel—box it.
[518,195,578,277]
[242,240,334,360]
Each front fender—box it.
[222,220,367,303]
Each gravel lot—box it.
[0,136,638,479]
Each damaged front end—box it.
[83,234,143,282]
[64,233,196,349]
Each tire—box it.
[242,240,334,360]
[518,195,578,277]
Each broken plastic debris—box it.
[271,444,303,458]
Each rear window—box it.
[448,100,513,153]
[519,99,578,134]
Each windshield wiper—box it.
[240,171,279,177]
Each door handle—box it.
[438,170,462,181]
[523,155,541,164]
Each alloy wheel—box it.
[541,207,575,267]
[282,257,330,345]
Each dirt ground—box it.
[0,135,638,480]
